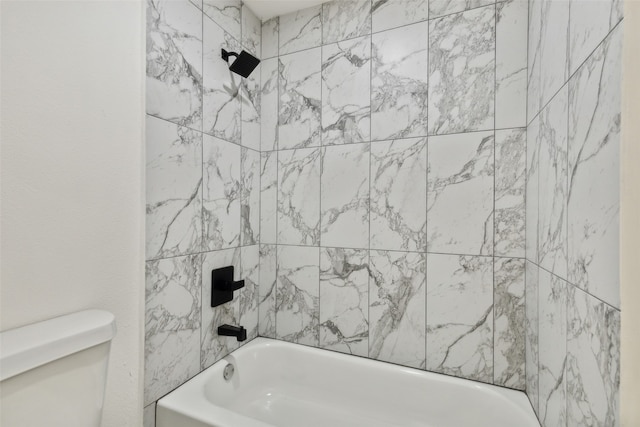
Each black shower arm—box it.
[221,49,239,63]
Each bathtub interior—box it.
[159,339,540,427]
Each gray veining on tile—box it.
[146,0,203,130]
[260,151,277,244]
[426,254,493,382]
[322,0,371,44]
[202,0,241,40]
[568,25,621,309]
[241,4,261,57]
[240,245,260,340]
[370,137,427,252]
[566,286,620,427]
[429,0,494,19]
[371,0,430,33]
[494,258,525,389]
[262,17,279,59]
[496,0,527,129]
[276,245,320,345]
[321,143,370,249]
[538,269,567,427]
[495,128,526,258]
[203,17,241,143]
[241,148,260,245]
[371,22,429,141]
[203,134,241,250]
[241,63,261,151]
[427,131,494,256]
[537,86,568,279]
[259,244,277,338]
[201,248,241,369]
[279,48,322,149]
[146,116,202,260]
[261,58,278,151]
[322,36,371,145]
[568,0,622,76]
[525,261,540,415]
[145,255,201,405]
[369,251,426,369]
[278,148,321,245]
[279,6,322,55]
[526,114,540,263]
[319,248,369,356]
[428,5,495,135]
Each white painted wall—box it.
[0,1,145,426]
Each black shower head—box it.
[221,49,260,78]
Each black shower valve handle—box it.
[218,278,244,292]
[211,266,245,307]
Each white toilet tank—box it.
[0,309,116,427]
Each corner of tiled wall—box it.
[145,0,262,424]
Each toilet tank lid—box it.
[0,309,116,381]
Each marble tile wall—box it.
[259,0,528,392]
[525,0,622,425]
[145,0,262,424]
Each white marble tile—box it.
[569,0,622,76]
[322,36,371,145]
[320,143,370,249]
[525,261,540,415]
[495,128,526,258]
[203,134,241,250]
[526,115,540,263]
[279,48,322,149]
[370,137,427,252]
[427,131,494,256]
[369,251,426,368]
[371,0,430,33]
[241,4,261,57]
[143,403,156,427]
[203,17,241,144]
[566,286,620,427]
[371,22,429,141]
[319,248,369,356]
[145,255,201,404]
[496,0,527,129]
[426,254,493,382]
[146,0,203,130]
[279,6,322,55]
[260,58,278,151]
[278,148,321,245]
[568,25,621,309]
[201,247,241,369]
[188,0,202,10]
[527,0,542,124]
[428,5,495,135]
[261,17,279,59]
[322,0,371,44]
[241,148,260,245]
[202,0,241,40]
[146,116,202,260]
[528,0,569,120]
[260,151,277,244]
[240,245,260,340]
[537,86,568,279]
[429,0,494,19]
[241,63,260,151]
[494,258,525,390]
[276,245,320,345]
[538,269,567,427]
[259,244,277,338]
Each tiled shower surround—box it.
[143,1,622,426]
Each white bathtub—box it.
[157,338,540,427]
